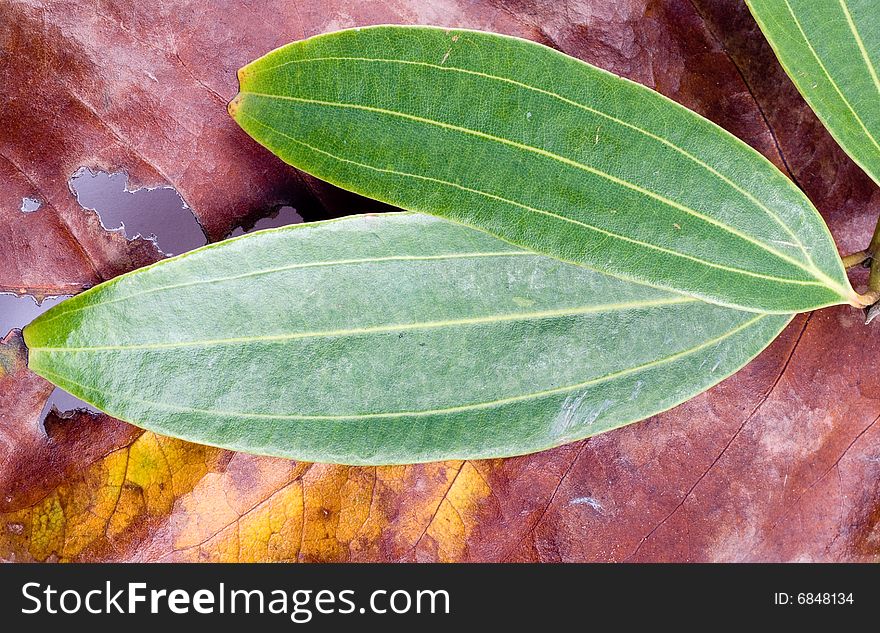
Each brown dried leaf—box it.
[1,0,878,562]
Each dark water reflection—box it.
[68,167,207,256]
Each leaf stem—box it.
[870,213,880,256]
[870,256,880,293]
[852,291,879,309]
[868,215,880,303]
[846,213,880,310]
[843,250,870,269]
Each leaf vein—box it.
[247,53,816,266]
[838,0,880,97]
[30,296,699,353]
[240,109,836,294]
[782,0,880,154]
[30,250,531,326]
[33,314,767,420]
[241,89,845,294]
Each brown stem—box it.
[855,257,880,307]
[846,212,880,310]
[843,250,871,269]
[868,215,880,298]
[853,292,879,308]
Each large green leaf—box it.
[24,213,790,465]
[748,0,880,187]
[229,25,855,313]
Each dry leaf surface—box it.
[1,0,878,562]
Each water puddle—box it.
[69,167,207,256]
[226,205,303,237]
[38,387,102,420]
[20,197,42,213]
[0,293,98,423]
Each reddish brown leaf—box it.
[2,0,878,562]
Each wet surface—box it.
[0,293,71,338]
[38,387,102,420]
[69,167,207,256]
[0,293,99,423]
[0,293,97,422]
[226,205,303,237]
[11,167,213,421]
[19,197,41,213]
[10,171,305,425]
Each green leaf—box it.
[24,213,790,465]
[228,25,855,314]
[749,0,880,187]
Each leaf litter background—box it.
[1,0,879,562]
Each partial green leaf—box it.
[749,0,880,187]
[229,25,855,314]
[24,213,790,465]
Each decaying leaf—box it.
[2,0,879,561]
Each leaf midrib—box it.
[245,53,818,266]
[29,250,531,327]
[239,106,844,298]
[32,313,767,420]
[779,0,880,154]
[838,0,880,98]
[29,295,698,353]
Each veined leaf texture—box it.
[24,214,790,464]
[230,26,856,313]
[749,0,880,188]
